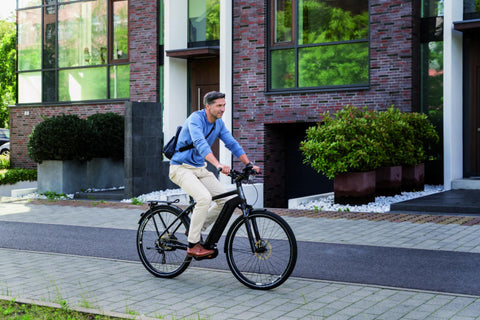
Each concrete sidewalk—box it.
[0,199,479,319]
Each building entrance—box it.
[189,57,220,157]
[465,35,480,177]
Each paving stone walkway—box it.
[0,199,479,319]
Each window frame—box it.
[109,0,129,63]
[267,0,370,93]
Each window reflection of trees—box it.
[270,0,369,90]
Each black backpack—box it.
[163,124,215,159]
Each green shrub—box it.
[0,154,9,169]
[27,113,125,163]
[86,112,124,159]
[27,114,94,163]
[301,106,441,179]
[0,168,37,185]
[376,107,416,167]
[300,106,383,179]
[403,111,439,164]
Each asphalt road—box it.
[1,221,480,296]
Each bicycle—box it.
[136,165,297,290]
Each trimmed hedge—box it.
[0,168,37,185]
[86,112,124,159]
[28,113,124,163]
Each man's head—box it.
[204,91,226,122]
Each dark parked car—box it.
[0,142,9,156]
[0,128,9,146]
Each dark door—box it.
[189,57,220,157]
[467,37,480,176]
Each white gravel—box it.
[292,185,444,213]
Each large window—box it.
[269,0,369,91]
[188,0,219,47]
[17,0,129,104]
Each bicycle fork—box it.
[243,208,268,254]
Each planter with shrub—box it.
[401,112,439,191]
[300,106,382,204]
[301,105,440,204]
[28,113,124,194]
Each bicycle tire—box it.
[224,210,297,290]
[136,205,191,278]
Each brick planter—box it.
[334,170,376,205]
[376,166,402,196]
[402,163,425,192]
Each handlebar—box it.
[228,164,257,183]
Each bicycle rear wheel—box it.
[136,205,191,278]
[225,210,297,290]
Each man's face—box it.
[206,98,226,120]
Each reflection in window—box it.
[18,0,41,8]
[298,0,368,45]
[298,43,369,87]
[109,64,129,98]
[271,49,295,89]
[18,9,42,71]
[112,0,128,60]
[58,0,107,68]
[421,0,444,18]
[43,71,56,102]
[269,0,369,91]
[43,5,56,69]
[58,67,107,101]
[420,41,443,114]
[188,0,219,45]
[274,0,292,43]
[464,0,480,19]
[19,72,42,103]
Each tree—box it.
[0,20,16,128]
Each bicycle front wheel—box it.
[225,210,297,290]
[136,205,191,278]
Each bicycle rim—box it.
[136,206,191,278]
[225,211,297,290]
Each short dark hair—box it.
[203,91,225,106]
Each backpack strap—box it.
[178,122,216,152]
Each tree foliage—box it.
[0,20,16,128]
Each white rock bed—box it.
[292,185,444,213]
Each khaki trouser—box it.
[169,163,229,244]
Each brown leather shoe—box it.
[187,243,214,258]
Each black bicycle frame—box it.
[147,172,262,253]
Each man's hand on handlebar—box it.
[246,162,261,174]
[217,165,231,175]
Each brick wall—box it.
[129,0,159,102]
[232,0,415,206]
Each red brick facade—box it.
[232,0,415,206]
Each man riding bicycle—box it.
[169,91,260,258]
